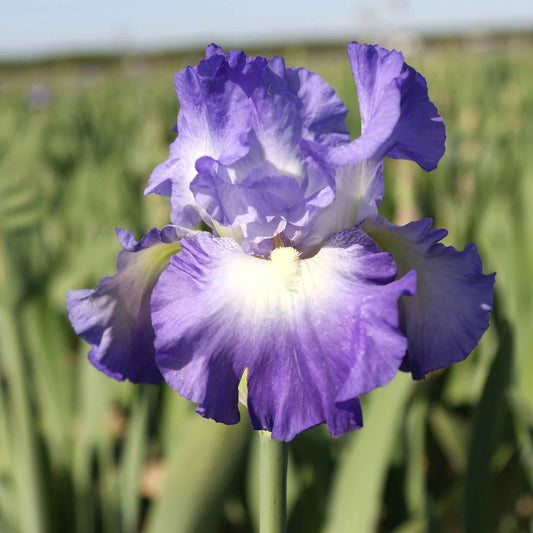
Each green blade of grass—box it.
[405,398,428,518]
[0,306,47,533]
[429,406,468,473]
[120,387,152,532]
[145,412,249,533]
[464,317,513,533]
[324,372,413,533]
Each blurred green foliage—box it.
[0,39,532,532]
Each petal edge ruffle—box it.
[361,216,495,379]
[67,226,195,384]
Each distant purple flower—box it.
[28,83,52,111]
[68,42,494,441]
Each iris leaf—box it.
[324,372,413,533]
[464,316,512,533]
[144,412,249,533]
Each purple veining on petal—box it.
[361,216,495,380]
[67,225,195,384]
[151,228,415,441]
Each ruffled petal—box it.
[347,42,446,170]
[216,55,350,249]
[289,65,350,146]
[295,43,445,255]
[191,156,335,255]
[378,68,445,171]
[146,44,350,241]
[191,157,302,240]
[67,226,195,384]
[151,229,415,441]
[248,56,349,176]
[361,216,495,379]
[186,51,350,251]
[301,43,444,169]
[144,51,256,227]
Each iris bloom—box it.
[68,43,494,441]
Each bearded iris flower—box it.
[68,43,494,441]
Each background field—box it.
[1,36,532,532]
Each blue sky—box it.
[2,0,533,59]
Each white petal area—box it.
[211,219,245,243]
[294,158,384,255]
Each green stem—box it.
[259,431,288,533]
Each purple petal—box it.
[289,66,350,146]
[146,44,350,240]
[248,57,349,174]
[301,42,445,172]
[347,42,446,171]
[192,157,302,232]
[151,229,415,441]
[361,216,495,379]
[382,70,445,171]
[295,42,445,253]
[144,51,256,227]
[191,155,336,254]
[67,226,195,384]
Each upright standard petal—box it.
[67,226,195,384]
[147,45,350,249]
[361,216,495,380]
[144,50,256,227]
[151,230,415,441]
[187,52,351,252]
[296,42,445,254]
[347,42,446,170]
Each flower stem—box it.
[259,430,288,533]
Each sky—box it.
[2,0,533,60]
